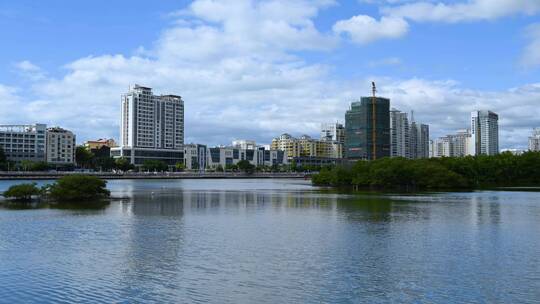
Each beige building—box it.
[271,133,342,159]
[46,127,76,165]
[84,138,117,150]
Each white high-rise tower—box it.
[470,110,499,156]
[112,85,184,166]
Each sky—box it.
[0,0,539,149]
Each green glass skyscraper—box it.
[345,97,391,160]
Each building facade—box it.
[271,134,341,159]
[345,97,390,160]
[528,128,540,152]
[320,123,345,159]
[389,109,410,158]
[232,140,257,150]
[320,123,345,144]
[183,144,207,171]
[84,138,117,150]
[432,129,474,158]
[46,127,76,165]
[409,121,430,159]
[0,124,47,163]
[204,146,287,170]
[471,110,499,156]
[111,85,185,166]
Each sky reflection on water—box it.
[0,179,539,303]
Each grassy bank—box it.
[312,152,540,191]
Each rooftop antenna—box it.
[372,81,377,160]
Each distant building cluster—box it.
[430,111,499,158]
[2,82,538,170]
[0,124,75,167]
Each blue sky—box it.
[1,0,539,149]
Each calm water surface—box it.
[0,179,539,303]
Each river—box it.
[0,179,539,303]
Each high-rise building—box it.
[111,85,184,166]
[471,110,499,156]
[528,128,540,152]
[450,129,474,157]
[320,123,345,159]
[410,120,430,159]
[345,97,390,160]
[46,127,76,165]
[0,124,47,163]
[321,123,345,144]
[433,136,451,158]
[389,109,410,158]
[431,129,474,158]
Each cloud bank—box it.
[0,0,539,150]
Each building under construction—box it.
[344,84,391,160]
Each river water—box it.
[0,179,539,303]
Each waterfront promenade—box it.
[0,171,310,180]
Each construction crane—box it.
[371,81,377,160]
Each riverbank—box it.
[0,171,310,180]
[312,152,540,192]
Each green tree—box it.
[215,165,224,172]
[3,183,42,202]
[96,157,116,172]
[175,162,185,172]
[115,157,134,171]
[142,160,168,172]
[75,146,95,169]
[46,175,110,202]
[237,160,255,173]
[225,164,238,171]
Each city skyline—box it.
[1,0,539,149]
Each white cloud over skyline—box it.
[521,23,540,68]
[382,0,540,23]
[0,0,539,150]
[333,15,409,44]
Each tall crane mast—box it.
[371,81,377,160]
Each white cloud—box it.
[521,23,540,68]
[13,60,45,81]
[376,78,540,149]
[383,0,540,23]
[0,85,25,124]
[368,57,402,67]
[333,15,409,44]
[0,0,539,150]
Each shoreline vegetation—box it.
[1,175,110,208]
[312,152,540,192]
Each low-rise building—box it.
[271,133,343,160]
[84,138,117,150]
[183,144,207,171]
[0,124,47,163]
[182,145,288,171]
[46,127,76,166]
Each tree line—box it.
[312,152,540,191]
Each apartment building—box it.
[46,127,76,165]
[111,85,184,166]
[0,124,47,163]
